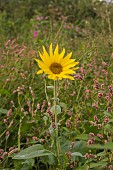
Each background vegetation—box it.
[0,0,113,169]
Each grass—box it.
[0,0,113,169]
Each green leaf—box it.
[22,159,35,167]
[73,141,86,151]
[103,142,113,150]
[104,124,113,133]
[62,127,69,132]
[46,86,54,89]
[59,102,67,109]
[43,116,48,124]
[50,105,61,114]
[14,159,24,170]
[40,154,56,165]
[21,167,30,170]
[71,152,84,162]
[49,125,55,137]
[97,151,106,157]
[109,119,113,123]
[90,161,108,168]
[72,141,89,154]
[60,139,71,153]
[76,133,101,142]
[76,134,89,140]
[13,144,54,159]
[0,89,10,95]
[75,165,87,170]
[71,152,84,157]
[103,111,111,117]
[0,108,8,114]
[89,142,113,150]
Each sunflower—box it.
[35,44,79,80]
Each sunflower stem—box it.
[54,80,57,135]
[54,80,60,166]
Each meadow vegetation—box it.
[0,0,113,169]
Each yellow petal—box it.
[36,70,43,74]
[63,62,79,70]
[64,75,75,80]
[48,74,57,80]
[35,58,53,75]
[50,44,58,62]
[49,43,53,59]
[53,44,59,62]
[61,52,72,65]
[58,77,62,80]
[58,48,65,63]
[38,51,51,66]
[42,69,52,74]
[42,46,49,58]
[58,74,74,80]
[35,58,39,63]
[54,44,59,56]
[72,67,79,71]
[61,59,75,66]
[36,59,47,69]
[60,69,75,75]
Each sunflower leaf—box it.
[50,105,61,115]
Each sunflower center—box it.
[49,63,62,74]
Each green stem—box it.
[0,114,17,138]
[53,19,65,43]
[18,117,22,152]
[76,81,83,102]
[54,80,60,166]
[44,78,50,104]
[54,80,58,137]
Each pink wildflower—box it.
[4,119,7,124]
[37,103,40,110]
[32,136,38,141]
[109,165,113,170]
[97,134,103,139]
[89,132,95,138]
[94,115,98,123]
[103,117,109,124]
[111,52,113,59]
[80,67,85,76]
[33,30,37,38]
[102,61,108,67]
[97,124,102,129]
[98,92,104,98]
[7,109,12,118]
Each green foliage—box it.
[0,0,113,169]
[14,159,35,170]
[13,144,54,160]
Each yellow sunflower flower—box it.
[35,44,79,80]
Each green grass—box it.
[0,0,113,169]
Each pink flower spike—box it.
[111,52,113,59]
[33,30,37,38]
